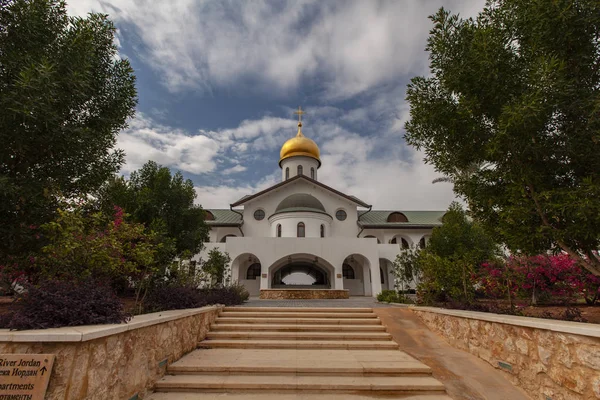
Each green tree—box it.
[392,246,421,294]
[418,203,500,303]
[405,0,600,275]
[98,161,210,266]
[202,248,231,287]
[0,0,137,263]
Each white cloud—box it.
[118,114,221,174]
[195,175,279,209]
[222,165,247,175]
[68,0,485,98]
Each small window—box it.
[390,237,396,244]
[335,209,347,221]
[419,237,426,248]
[246,263,261,280]
[253,209,265,221]
[285,167,289,180]
[298,165,303,175]
[311,167,315,179]
[277,224,282,237]
[320,224,325,238]
[297,222,305,237]
[380,268,385,284]
[204,211,215,221]
[402,238,409,249]
[387,212,408,223]
[342,264,355,279]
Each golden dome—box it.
[279,123,321,167]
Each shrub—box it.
[1,280,130,330]
[144,283,249,312]
[200,285,248,306]
[143,284,203,313]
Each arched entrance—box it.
[342,254,370,296]
[379,258,394,291]
[231,253,262,297]
[268,254,335,289]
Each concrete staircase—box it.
[148,307,451,399]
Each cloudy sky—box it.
[68,0,485,210]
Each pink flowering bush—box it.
[35,206,157,283]
[477,254,600,305]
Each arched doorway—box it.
[379,258,394,291]
[268,254,335,289]
[231,253,262,297]
[342,254,370,296]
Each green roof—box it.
[205,209,242,226]
[358,210,445,227]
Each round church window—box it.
[335,209,347,221]
[253,209,265,220]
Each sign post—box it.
[0,354,55,400]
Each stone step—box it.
[206,331,392,341]
[222,307,374,313]
[215,317,382,325]
[210,323,387,332]
[168,362,430,376]
[219,311,378,319]
[198,339,399,350]
[147,392,454,400]
[154,374,446,393]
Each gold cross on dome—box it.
[294,106,305,124]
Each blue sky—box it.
[69,0,485,210]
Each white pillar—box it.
[369,256,382,297]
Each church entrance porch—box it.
[262,253,348,299]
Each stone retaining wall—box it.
[0,305,222,400]
[413,307,600,400]
[259,289,350,299]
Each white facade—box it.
[196,121,443,297]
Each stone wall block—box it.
[515,337,529,355]
[65,342,91,400]
[576,345,600,371]
[591,375,600,398]
[561,366,587,395]
[537,345,552,365]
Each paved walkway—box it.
[240,297,393,308]
[375,308,530,400]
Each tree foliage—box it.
[405,0,600,275]
[36,206,157,283]
[418,202,500,303]
[97,161,210,265]
[0,0,137,262]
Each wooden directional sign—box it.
[0,354,55,400]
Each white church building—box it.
[199,109,445,298]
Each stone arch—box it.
[268,253,336,289]
[342,253,371,296]
[231,253,262,297]
[390,234,412,249]
[220,234,237,243]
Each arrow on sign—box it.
[40,366,47,376]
